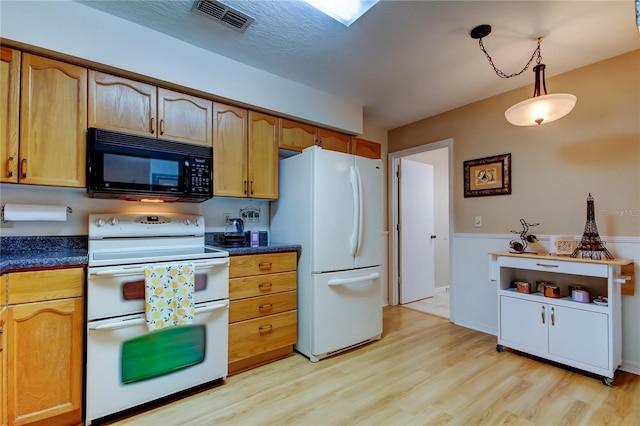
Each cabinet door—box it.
[158,88,212,146]
[279,118,316,152]
[7,298,83,426]
[548,305,608,369]
[351,137,381,159]
[499,296,548,357]
[88,70,157,137]
[20,54,87,187]
[248,111,279,199]
[317,128,350,153]
[0,47,20,183]
[213,102,248,197]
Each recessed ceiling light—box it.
[304,0,379,26]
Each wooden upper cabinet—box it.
[279,118,317,152]
[89,72,212,146]
[351,137,381,159]
[157,88,212,146]
[0,47,20,183]
[20,54,87,187]
[89,71,157,137]
[317,128,350,153]
[248,111,279,200]
[213,102,248,197]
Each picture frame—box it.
[464,153,511,197]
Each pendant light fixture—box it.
[470,24,576,126]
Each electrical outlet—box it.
[223,213,231,226]
[474,216,482,228]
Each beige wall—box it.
[389,50,640,237]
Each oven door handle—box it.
[194,300,229,314]
[88,317,146,331]
[88,301,229,331]
[89,258,229,277]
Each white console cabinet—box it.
[490,252,633,385]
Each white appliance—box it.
[86,213,229,424]
[271,146,383,362]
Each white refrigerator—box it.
[271,146,383,362]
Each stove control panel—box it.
[89,213,204,239]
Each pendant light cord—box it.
[478,37,542,79]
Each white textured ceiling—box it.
[77,0,639,131]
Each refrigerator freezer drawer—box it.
[310,267,382,360]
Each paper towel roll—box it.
[3,204,68,221]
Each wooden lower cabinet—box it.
[3,268,84,426]
[228,252,297,375]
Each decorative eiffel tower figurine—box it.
[571,193,613,260]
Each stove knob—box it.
[109,217,119,226]
[95,218,106,227]
[183,218,192,225]
[193,218,200,226]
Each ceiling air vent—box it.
[191,0,254,33]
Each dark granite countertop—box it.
[0,235,300,274]
[0,236,88,274]
[210,242,301,257]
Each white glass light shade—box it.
[505,93,577,126]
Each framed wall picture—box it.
[464,153,511,197]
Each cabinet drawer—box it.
[7,268,84,304]
[228,310,297,363]
[499,256,608,278]
[229,291,296,323]
[229,271,296,300]
[229,252,296,278]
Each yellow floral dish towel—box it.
[144,262,195,331]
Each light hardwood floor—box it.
[105,306,639,425]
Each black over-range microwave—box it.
[87,128,213,203]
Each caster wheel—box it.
[603,377,614,387]
[496,344,503,353]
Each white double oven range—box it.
[85,213,229,424]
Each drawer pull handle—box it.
[21,158,27,179]
[150,117,155,134]
[536,263,559,268]
[258,324,272,333]
[259,303,272,311]
[258,262,272,270]
[551,307,555,326]
[258,282,272,290]
[541,306,545,324]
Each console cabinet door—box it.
[20,54,87,187]
[499,296,547,356]
[548,305,608,369]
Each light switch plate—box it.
[474,216,482,227]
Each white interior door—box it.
[399,158,435,304]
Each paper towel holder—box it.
[1,205,72,222]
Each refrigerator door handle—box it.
[349,166,360,257]
[327,272,380,285]
[355,165,364,255]
[327,272,380,286]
